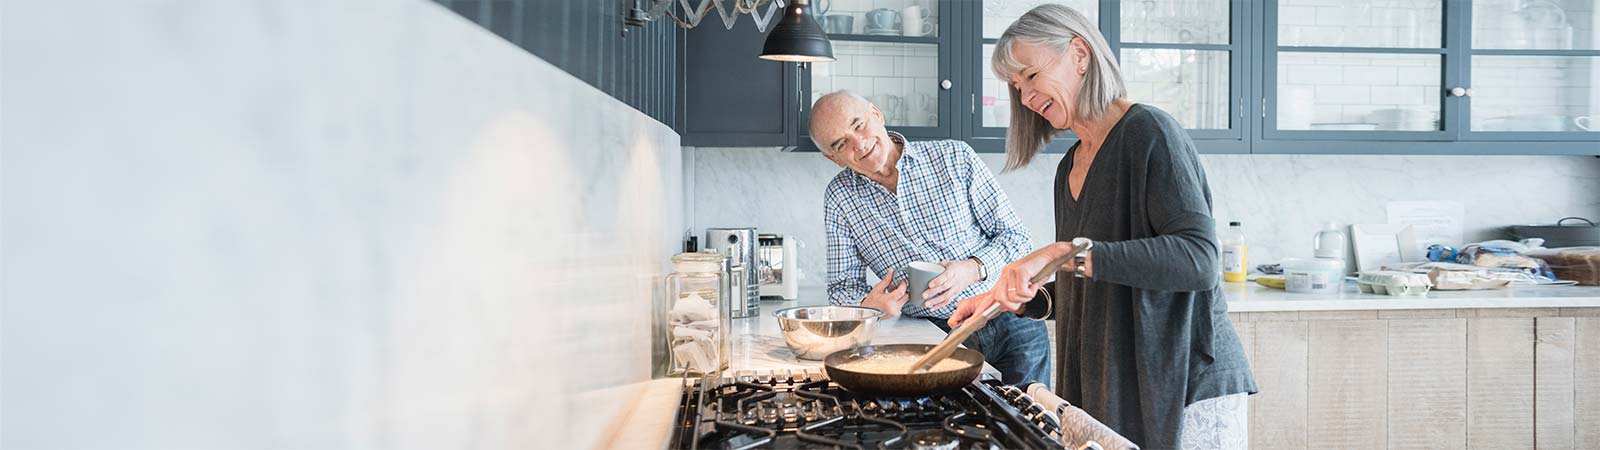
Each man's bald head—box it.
[809,91,877,153]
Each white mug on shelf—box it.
[902,5,933,37]
[1575,116,1593,131]
[871,94,904,124]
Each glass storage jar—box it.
[664,251,729,376]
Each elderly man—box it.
[814,91,1049,386]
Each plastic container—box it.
[1283,258,1344,294]
[1221,221,1248,283]
[665,251,730,376]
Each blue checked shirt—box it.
[824,132,1032,319]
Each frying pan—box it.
[823,343,985,396]
[824,237,1096,397]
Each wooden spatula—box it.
[908,237,1094,374]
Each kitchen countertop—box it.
[728,293,994,373]
[1222,280,1600,312]
[605,288,994,450]
[607,283,1600,449]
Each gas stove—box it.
[668,369,1066,450]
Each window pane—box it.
[1123,49,1231,129]
[810,42,940,127]
[1276,52,1442,131]
[982,0,1098,40]
[1471,56,1599,132]
[818,0,939,37]
[1121,0,1229,45]
[981,44,1013,127]
[1277,0,1443,48]
[1472,0,1598,50]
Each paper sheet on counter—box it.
[1386,201,1464,257]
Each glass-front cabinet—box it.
[1466,0,1599,138]
[1261,0,1598,152]
[778,0,1597,154]
[968,0,1100,149]
[1116,0,1244,149]
[801,0,952,146]
[1268,0,1448,138]
[964,0,1246,152]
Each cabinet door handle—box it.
[941,79,953,90]
[1448,86,1471,97]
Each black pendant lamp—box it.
[759,0,835,62]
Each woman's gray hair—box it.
[991,4,1126,170]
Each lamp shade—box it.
[759,0,834,62]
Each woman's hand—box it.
[949,243,1074,327]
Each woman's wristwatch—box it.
[1073,253,1089,279]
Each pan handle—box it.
[1557,217,1596,227]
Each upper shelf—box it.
[826,34,938,45]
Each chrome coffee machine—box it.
[705,228,759,318]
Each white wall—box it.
[1,1,682,449]
[690,147,1600,286]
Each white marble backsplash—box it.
[3,1,681,449]
[691,147,1600,284]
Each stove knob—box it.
[1021,401,1044,417]
[908,430,959,450]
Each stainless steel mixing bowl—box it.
[772,305,884,360]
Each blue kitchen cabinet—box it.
[1255,0,1599,155]
[679,14,801,148]
[673,0,1598,155]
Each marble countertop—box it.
[1222,280,1600,312]
[728,293,983,373]
[604,288,989,450]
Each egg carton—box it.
[1357,271,1433,296]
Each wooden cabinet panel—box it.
[1572,319,1600,449]
[1237,312,1600,450]
[1535,318,1576,450]
[1386,319,1468,450]
[1307,321,1387,450]
[1466,319,1536,450]
[1250,320,1309,450]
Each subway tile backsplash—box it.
[690,147,1600,286]
[811,42,941,128]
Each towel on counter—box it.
[1027,383,1140,450]
[670,293,721,373]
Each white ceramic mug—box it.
[871,94,903,124]
[907,261,945,307]
[901,5,933,37]
[1575,116,1593,131]
[864,8,900,33]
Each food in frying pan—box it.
[839,352,969,373]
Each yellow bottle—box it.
[1221,221,1248,283]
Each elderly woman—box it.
[948,4,1256,449]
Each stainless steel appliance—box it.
[667,369,1072,449]
[757,234,803,300]
[706,228,759,318]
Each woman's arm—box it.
[1090,130,1221,292]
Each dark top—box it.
[1051,104,1257,449]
